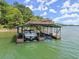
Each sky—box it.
[5,0,79,25]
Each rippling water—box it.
[42,26,79,59]
[0,26,79,59]
[60,26,79,59]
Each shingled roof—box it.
[26,20,54,25]
[25,19,61,28]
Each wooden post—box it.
[21,26,23,33]
[54,28,55,34]
[43,27,44,33]
[46,27,48,34]
[56,28,58,38]
[17,26,19,34]
[50,27,52,34]
[59,28,61,38]
[52,27,53,36]
[55,28,61,39]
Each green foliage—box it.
[0,11,1,18]
[0,24,4,29]
[0,0,10,24]
[23,7,33,21]
[0,1,47,29]
[5,6,24,26]
[0,1,33,28]
[13,2,33,21]
[13,2,25,12]
[30,16,43,21]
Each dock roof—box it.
[25,20,61,28]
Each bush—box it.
[2,24,14,29]
[0,24,4,29]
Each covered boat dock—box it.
[16,20,61,43]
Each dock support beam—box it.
[52,27,61,39]
[16,26,19,34]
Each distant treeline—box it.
[62,24,79,26]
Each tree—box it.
[30,16,43,21]
[13,2,33,22]
[0,0,24,28]
[0,0,9,25]
[0,0,44,29]
[5,6,24,28]
[13,2,25,13]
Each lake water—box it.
[0,26,79,59]
[56,26,79,59]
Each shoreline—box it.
[0,29,16,32]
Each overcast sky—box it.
[6,0,79,25]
